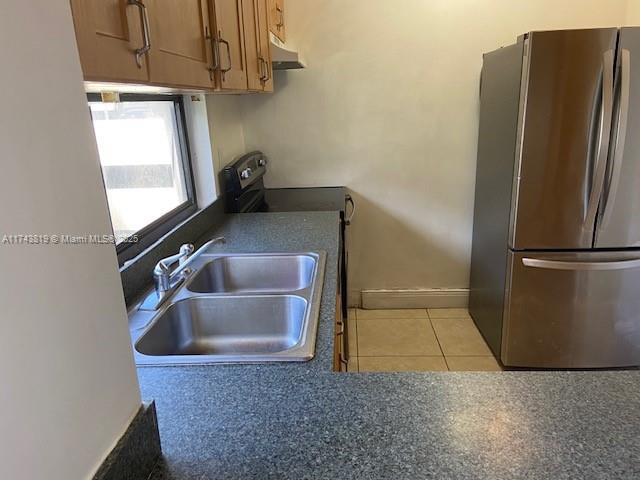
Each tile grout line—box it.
[357,355,450,358]
[428,316,449,370]
[426,308,453,370]
[356,309,485,371]
[355,317,430,321]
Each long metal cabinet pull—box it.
[600,48,631,229]
[219,35,232,73]
[584,49,615,231]
[276,6,284,28]
[257,57,264,81]
[258,57,267,82]
[263,56,271,82]
[128,0,151,68]
[522,257,640,271]
[205,26,219,77]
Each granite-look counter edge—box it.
[136,211,640,480]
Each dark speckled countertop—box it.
[138,212,640,480]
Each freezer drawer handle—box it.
[522,257,640,271]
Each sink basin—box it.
[186,254,315,293]
[135,296,307,358]
[130,251,326,365]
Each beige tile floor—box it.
[347,308,503,372]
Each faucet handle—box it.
[179,244,195,264]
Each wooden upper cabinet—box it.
[145,0,216,89]
[268,0,285,42]
[209,0,248,91]
[70,0,275,93]
[241,0,261,91]
[70,0,150,83]
[242,0,273,92]
[256,0,274,92]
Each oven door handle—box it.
[345,194,355,225]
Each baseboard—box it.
[347,289,362,308]
[361,288,469,309]
[92,402,162,480]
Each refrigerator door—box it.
[596,27,640,248]
[502,251,640,368]
[511,28,618,250]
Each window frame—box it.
[87,93,198,266]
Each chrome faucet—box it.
[153,237,226,296]
[153,243,195,295]
[140,237,226,311]
[143,243,195,311]
[206,236,227,249]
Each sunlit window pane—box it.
[89,100,189,241]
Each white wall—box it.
[0,2,141,479]
[206,95,247,191]
[627,0,640,23]
[238,0,630,305]
[184,94,218,207]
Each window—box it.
[88,94,196,263]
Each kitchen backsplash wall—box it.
[628,0,640,22]
[234,0,633,306]
[206,95,248,195]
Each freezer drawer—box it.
[503,251,640,368]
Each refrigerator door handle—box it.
[600,48,631,230]
[522,257,640,271]
[584,49,615,231]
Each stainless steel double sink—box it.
[129,246,326,365]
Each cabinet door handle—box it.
[259,56,271,82]
[263,56,271,82]
[219,34,232,74]
[128,0,151,68]
[345,194,355,226]
[205,26,219,77]
[258,56,266,81]
[276,5,284,27]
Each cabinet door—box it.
[242,0,273,92]
[256,0,274,92]
[145,0,216,89]
[241,0,262,91]
[268,0,285,42]
[70,0,150,82]
[210,0,248,90]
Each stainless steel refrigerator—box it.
[470,28,640,368]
